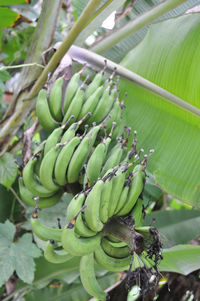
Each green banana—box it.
[78,85,104,120]
[80,253,107,301]
[31,211,63,242]
[19,177,62,208]
[105,235,121,243]
[23,156,56,197]
[85,141,107,187]
[130,198,144,227]
[84,180,104,232]
[94,244,131,272]
[49,77,63,121]
[90,85,117,124]
[103,98,122,135]
[63,72,81,114]
[66,192,96,237]
[101,143,124,177]
[114,178,131,214]
[66,135,91,183]
[44,240,73,264]
[61,225,101,256]
[62,86,84,125]
[66,124,101,184]
[107,163,129,218]
[117,164,145,216]
[101,238,130,259]
[35,89,58,132]
[54,136,81,186]
[43,123,67,156]
[39,143,63,191]
[86,123,102,147]
[99,177,113,223]
[84,66,106,99]
[60,112,91,143]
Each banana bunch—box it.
[19,113,135,209]
[19,118,117,207]
[30,151,160,300]
[35,65,124,141]
[21,65,162,300]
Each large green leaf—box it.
[144,209,200,247]
[120,13,200,207]
[159,245,200,275]
[0,0,30,4]
[92,0,200,62]
[0,7,20,28]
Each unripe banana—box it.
[19,177,62,208]
[66,135,91,183]
[90,86,117,124]
[31,210,63,242]
[117,164,145,216]
[23,157,56,197]
[60,113,91,143]
[60,120,78,143]
[84,68,105,99]
[85,141,106,187]
[35,89,58,132]
[84,180,104,232]
[101,238,130,259]
[63,72,81,114]
[130,198,144,227]
[108,163,128,218]
[78,85,104,120]
[114,180,130,214]
[94,244,131,272]
[101,143,123,177]
[61,225,101,256]
[99,177,113,223]
[43,123,67,156]
[66,124,101,184]
[39,144,63,191]
[49,77,63,121]
[66,192,96,237]
[44,240,73,264]
[80,253,107,301]
[62,86,84,125]
[86,123,102,148]
[103,98,122,134]
[54,136,81,186]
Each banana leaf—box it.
[120,13,200,207]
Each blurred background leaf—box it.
[144,209,200,247]
[159,245,200,275]
[119,13,200,207]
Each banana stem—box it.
[91,0,189,53]
[68,45,200,117]
[102,217,144,253]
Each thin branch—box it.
[91,0,189,53]
[68,45,200,117]
[9,187,27,210]
[29,0,103,98]
[0,63,44,71]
